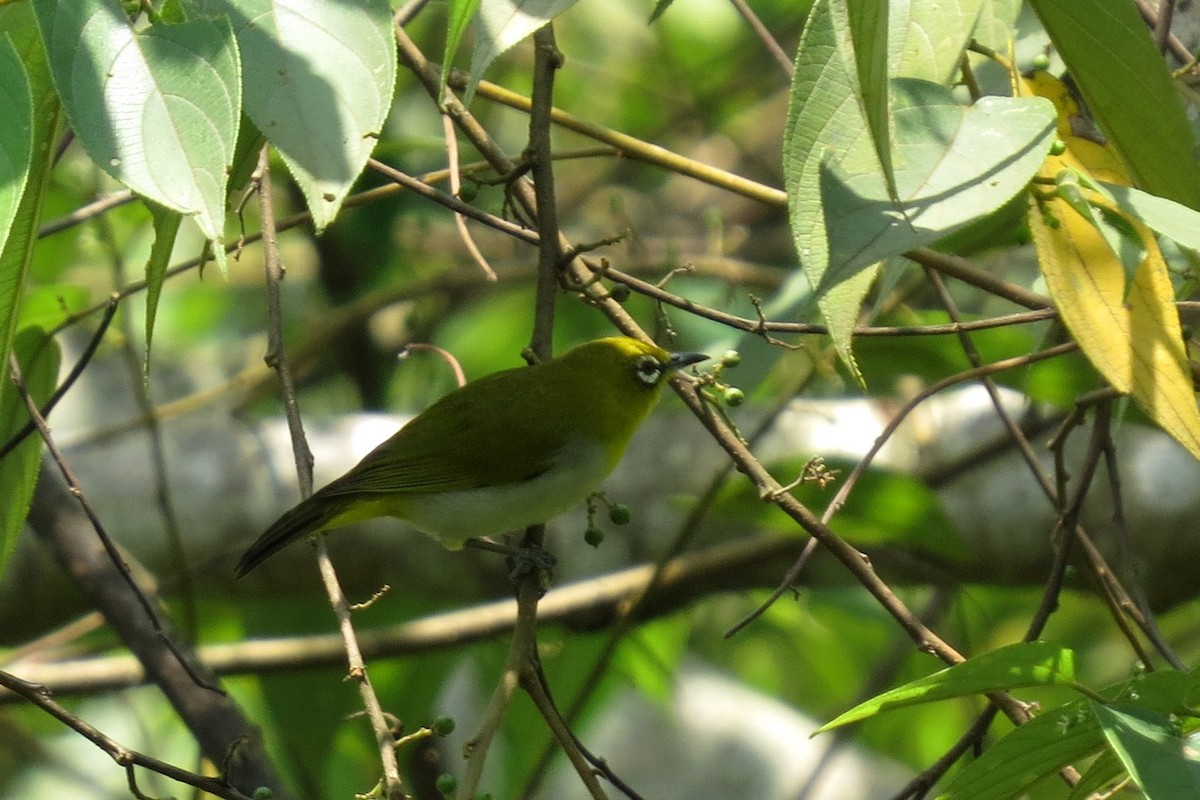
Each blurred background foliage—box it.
[4,0,1200,798]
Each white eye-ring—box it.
[635,355,664,386]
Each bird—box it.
[236,336,708,576]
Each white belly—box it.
[399,438,613,548]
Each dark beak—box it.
[668,351,709,370]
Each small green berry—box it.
[458,183,479,203]
[1049,138,1066,156]
[431,715,456,736]
[253,789,275,800]
[723,386,745,407]
[720,349,741,368]
[436,774,458,797]
[1031,53,1051,71]
[610,283,631,302]
[608,503,631,525]
[584,526,605,547]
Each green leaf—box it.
[1066,748,1127,800]
[0,35,32,269]
[1029,0,1200,209]
[0,328,60,574]
[818,642,1075,733]
[847,0,897,206]
[972,0,1021,52]
[940,669,1200,800]
[0,31,33,397]
[465,0,582,104]
[1093,703,1200,798]
[16,284,90,333]
[786,2,1054,380]
[1102,183,1200,254]
[819,79,1055,291]
[894,0,982,84]
[0,3,61,412]
[144,203,183,371]
[442,0,483,100]
[785,0,876,382]
[33,0,241,243]
[187,0,395,231]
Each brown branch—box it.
[22,441,285,795]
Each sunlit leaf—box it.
[818,642,1075,733]
[0,3,60,410]
[465,0,582,104]
[34,0,240,243]
[940,669,1200,800]
[184,0,394,231]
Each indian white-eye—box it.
[236,337,708,576]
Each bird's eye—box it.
[634,355,664,386]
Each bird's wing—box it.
[318,372,569,497]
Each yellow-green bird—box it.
[236,336,707,576]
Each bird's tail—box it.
[236,492,351,577]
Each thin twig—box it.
[728,0,793,76]
[254,144,406,799]
[443,114,498,280]
[0,669,255,800]
[1099,427,1185,669]
[0,295,119,460]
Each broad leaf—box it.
[1104,183,1200,255]
[847,0,896,205]
[465,0,582,104]
[817,641,1075,733]
[1093,703,1200,798]
[971,0,1021,53]
[0,328,60,574]
[1024,73,1200,461]
[186,0,395,231]
[0,5,60,409]
[818,79,1054,291]
[0,35,32,270]
[34,0,240,244]
[787,0,1054,382]
[939,669,1200,800]
[893,0,982,83]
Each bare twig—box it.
[728,0,793,76]
[0,295,118,460]
[443,114,498,281]
[0,669,255,800]
[254,144,406,799]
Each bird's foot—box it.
[464,537,557,590]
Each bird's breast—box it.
[396,436,617,548]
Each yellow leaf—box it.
[1025,149,1200,461]
[1023,71,1129,184]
